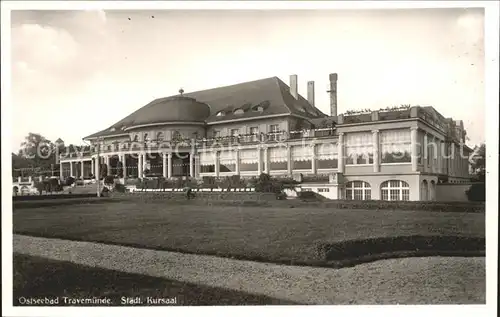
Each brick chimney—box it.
[290,74,298,100]
[307,81,315,106]
[328,73,338,117]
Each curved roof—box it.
[85,76,326,139]
[115,96,210,129]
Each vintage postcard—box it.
[2,1,498,317]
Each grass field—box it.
[13,200,485,266]
[13,254,294,306]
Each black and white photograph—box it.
[2,1,498,316]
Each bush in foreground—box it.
[466,183,485,202]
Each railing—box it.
[59,128,339,159]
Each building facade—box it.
[59,73,473,201]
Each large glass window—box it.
[239,149,258,172]
[199,152,216,173]
[219,150,236,172]
[345,181,371,200]
[381,180,410,201]
[291,145,312,170]
[269,146,288,170]
[316,143,338,169]
[345,133,373,165]
[380,129,411,163]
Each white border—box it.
[2,1,498,317]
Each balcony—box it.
[59,128,340,159]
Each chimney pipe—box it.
[328,73,338,117]
[307,81,315,106]
[290,74,298,100]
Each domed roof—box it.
[119,96,211,129]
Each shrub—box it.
[101,186,110,197]
[65,176,75,187]
[114,183,126,193]
[466,183,485,201]
[104,175,115,185]
[34,182,45,195]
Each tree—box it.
[18,133,55,171]
[470,143,485,182]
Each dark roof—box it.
[85,76,326,139]
[113,96,210,127]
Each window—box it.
[199,152,216,173]
[291,145,312,170]
[316,143,338,169]
[380,129,411,163]
[157,132,165,141]
[269,124,280,141]
[253,106,264,112]
[216,111,225,117]
[269,146,288,170]
[318,188,330,193]
[381,180,410,201]
[213,130,221,138]
[144,133,150,142]
[345,133,373,165]
[230,129,240,137]
[345,181,371,200]
[132,135,139,142]
[172,131,181,140]
[219,150,237,172]
[269,124,280,133]
[234,109,244,115]
[250,127,259,141]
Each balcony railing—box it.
[59,128,338,158]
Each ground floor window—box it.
[381,180,410,201]
[318,188,330,193]
[345,181,371,200]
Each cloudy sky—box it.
[10,7,485,151]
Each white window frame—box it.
[380,180,410,201]
[345,181,371,200]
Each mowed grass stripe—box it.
[13,200,485,266]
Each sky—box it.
[9,7,485,152]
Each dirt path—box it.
[13,234,485,305]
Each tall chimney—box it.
[290,74,298,100]
[328,73,338,117]
[307,81,315,106]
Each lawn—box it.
[13,200,485,266]
[13,253,294,306]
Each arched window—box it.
[345,181,371,200]
[381,180,410,201]
[216,111,225,117]
[253,106,264,113]
[234,108,244,115]
[157,132,165,141]
[172,131,181,140]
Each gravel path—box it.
[13,234,485,305]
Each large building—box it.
[59,73,473,201]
